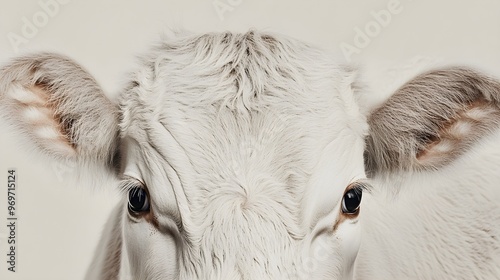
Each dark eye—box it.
[342,186,362,214]
[128,187,150,213]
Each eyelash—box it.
[118,176,146,194]
[347,178,372,193]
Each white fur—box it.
[116,31,366,279]
[0,31,499,280]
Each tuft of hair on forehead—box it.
[119,30,364,137]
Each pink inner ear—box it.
[416,100,500,167]
[7,83,76,157]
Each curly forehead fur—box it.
[118,31,366,278]
[120,31,365,133]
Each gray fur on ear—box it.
[365,67,500,176]
[0,53,119,166]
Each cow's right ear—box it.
[365,67,500,177]
[0,53,120,175]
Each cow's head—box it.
[2,31,498,279]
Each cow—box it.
[1,31,499,279]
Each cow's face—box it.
[0,32,369,279]
[117,32,369,279]
[4,30,500,280]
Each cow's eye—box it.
[128,187,150,213]
[342,186,362,214]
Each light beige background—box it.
[0,0,499,279]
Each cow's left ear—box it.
[365,67,500,176]
[0,53,120,179]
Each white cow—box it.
[1,31,499,280]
